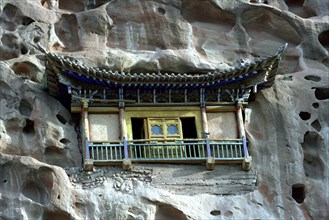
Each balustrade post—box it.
[123,137,128,159]
[86,138,90,159]
[205,133,211,158]
[243,136,248,157]
[204,132,214,170]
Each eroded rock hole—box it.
[41,0,49,8]
[304,75,321,82]
[60,138,70,145]
[45,146,63,154]
[304,154,324,179]
[44,146,74,167]
[155,204,187,220]
[58,0,85,12]
[43,210,71,220]
[3,180,7,183]
[158,7,165,15]
[302,131,325,179]
[299,111,311,120]
[33,36,40,43]
[311,119,321,131]
[56,114,67,124]
[12,62,35,81]
[19,99,32,117]
[302,131,323,151]
[21,181,49,205]
[224,210,233,217]
[318,30,329,49]
[3,4,20,19]
[55,14,80,51]
[314,87,329,100]
[21,17,35,26]
[20,44,29,55]
[3,4,35,26]
[312,103,319,108]
[0,34,19,60]
[285,0,304,7]
[23,119,35,136]
[210,210,221,216]
[292,184,305,204]
[284,0,314,17]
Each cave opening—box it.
[23,119,35,136]
[60,138,70,145]
[299,111,311,121]
[56,114,67,124]
[318,30,329,50]
[304,75,321,82]
[314,87,329,100]
[311,119,321,132]
[210,210,221,216]
[292,183,305,204]
[19,99,33,117]
[158,7,166,15]
[284,0,314,18]
[285,0,304,7]
[13,62,36,81]
[312,103,319,108]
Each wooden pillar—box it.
[236,103,252,171]
[119,106,131,170]
[201,105,214,170]
[119,107,127,140]
[201,107,209,135]
[81,100,93,171]
[81,100,90,157]
[236,104,245,139]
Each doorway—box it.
[131,118,145,140]
[181,117,199,157]
[181,117,197,139]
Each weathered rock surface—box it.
[0,0,328,219]
[0,63,81,167]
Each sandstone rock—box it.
[0,63,81,167]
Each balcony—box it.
[87,138,248,165]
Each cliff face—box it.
[0,0,328,219]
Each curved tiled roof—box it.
[41,44,287,89]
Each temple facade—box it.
[41,44,287,170]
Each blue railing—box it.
[88,139,246,163]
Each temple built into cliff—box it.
[41,44,287,171]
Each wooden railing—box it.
[88,139,246,163]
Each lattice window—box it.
[147,118,182,139]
